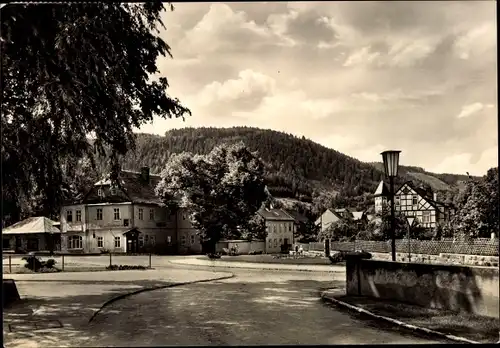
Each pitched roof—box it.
[3,217,60,234]
[397,181,437,209]
[352,212,365,221]
[321,209,344,221]
[82,170,163,205]
[257,208,295,221]
[286,210,310,224]
[374,181,390,197]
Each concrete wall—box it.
[347,258,499,318]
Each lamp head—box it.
[381,150,401,178]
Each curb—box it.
[88,272,234,324]
[169,260,344,273]
[320,290,480,344]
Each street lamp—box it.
[406,216,415,262]
[381,150,401,262]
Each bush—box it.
[45,259,56,268]
[100,248,110,254]
[328,252,345,264]
[207,253,221,259]
[106,264,148,271]
[22,255,43,271]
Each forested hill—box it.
[94,127,468,201]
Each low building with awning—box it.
[2,217,61,253]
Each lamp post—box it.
[381,150,401,262]
[406,216,415,262]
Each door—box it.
[15,236,22,252]
[127,238,138,254]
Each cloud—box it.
[137,2,497,175]
[453,23,496,60]
[430,147,498,176]
[198,70,276,110]
[180,3,279,56]
[343,46,381,67]
[457,102,494,119]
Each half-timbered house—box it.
[394,181,455,229]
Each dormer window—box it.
[110,186,117,195]
[97,188,103,197]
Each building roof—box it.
[366,214,376,222]
[285,210,310,224]
[352,212,365,221]
[257,208,295,221]
[317,208,344,223]
[82,170,163,205]
[3,217,60,235]
[374,181,390,197]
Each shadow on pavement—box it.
[3,279,174,348]
[86,278,443,346]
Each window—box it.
[114,236,121,248]
[76,210,82,222]
[274,238,278,247]
[113,208,120,220]
[412,195,418,205]
[138,208,144,220]
[167,236,172,244]
[268,239,272,249]
[422,211,431,223]
[149,208,155,220]
[123,219,129,227]
[182,213,186,220]
[97,236,103,248]
[395,197,400,206]
[96,208,103,220]
[139,236,144,247]
[181,235,186,246]
[68,235,83,249]
[288,224,292,232]
[66,210,73,222]
[145,235,149,244]
[3,238,11,250]
[190,235,195,245]
[98,188,103,197]
[279,238,282,245]
[150,235,156,246]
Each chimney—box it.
[140,167,150,185]
[433,192,437,202]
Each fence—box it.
[300,239,499,257]
[2,253,154,274]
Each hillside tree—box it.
[155,142,268,253]
[450,167,498,239]
[1,2,190,223]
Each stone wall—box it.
[369,252,499,267]
[346,257,499,318]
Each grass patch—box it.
[200,254,343,266]
[2,265,133,274]
[336,295,499,343]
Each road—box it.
[86,264,445,345]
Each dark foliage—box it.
[1,2,190,223]
[106,264,148,270]
[22,256,57,272]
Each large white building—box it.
[60,167,200,254]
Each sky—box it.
[136,1,497,176]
